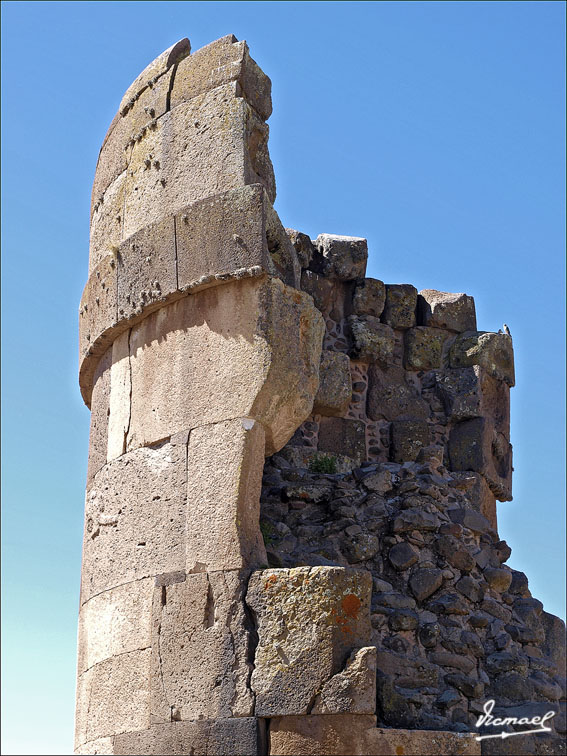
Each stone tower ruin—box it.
[76,35,565,756]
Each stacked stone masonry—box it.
[76,35,566,756]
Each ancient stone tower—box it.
[77,36,565,756]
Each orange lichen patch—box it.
[396,746,404,756]
[264,574,278,589]
[341,593,361,618]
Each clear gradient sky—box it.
[1,2,565,754]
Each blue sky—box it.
[1,2,565,754]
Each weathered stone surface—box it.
[75,736,115,754]
[269,714,377,756]
[81,441,186,603]
[312,646,377,714]
[450,471,498,531]
[313,350,352,416]
[318,417,366,466]
[448,417,512,501]
[86,347,112,485]
[450,331,515,386]
[404,326,449,370]
[367,728,480,755]
[75,649,151,747]
[286,229,314,269]
[122,83,274,241]
[381,284,417,329]
[367,363,429,421]
[124,277,323,456]
[483,567,512,593]
[186,418,266,573]
[348,315,395,363]
[312,234,368,280]
[409,568,444,602]
[78,578,153,674]
[79,254,118,361]
[391,418,431,462]
[113,717,263,756]
[116,216,176,321]
[300,270,336,314]
[150,570,254,721]
[247,566,372,716]
[171,35,272,120]
[418,289,477,332]
[352,278,386,317]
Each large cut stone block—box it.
[435,366,510,436]
[269,715,378,756]
[122,83,274,240]
[450,331,515,386]
[150,571,254,721]
[352,278,386,317]
[247,566,372,716]
[175,184,271,290]
[107,330,131,461]
[381,284,417,329]
[113,718,264,756]
[312,234,368,280]
[348,315,395,364]
[86,347,112,486]
[418,289,477,332]
[318,417,367,466]
[75,648,151,747]
[125,277,323,456]
[116,216,177,321]
[89,172,125,275]
[171,35,272,120]
[391,418,431,462]
[75,736,115,754]
[186,418,267,572]
[366,728,481,756]
[79,254,118,362]
[367,363,429,421]
[313,350,352,416]
[450,471,497,532]
[448,417,512,501]
[311,646,377,715]
[81,441,186,603]
[77,578,154,674]
[404,326,449,370]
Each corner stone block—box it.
[113,718,264,756]
[116,216,176,321]
[150,571,254,721]
[313,234,368,280]
[268,714,378,756]
[448,417,512,501]
[170,35,272,121]
[404,326,449,370]
[286,229,314,269]
[79,254,118,362]
[391,417,431,462]
[75,648,151,748]
[186,418,267,573]
[313,350,352,416]
[247,566,372,717]
[381,284,417,329]
[367,363,430,422]
[418,289,477,332]
[450,331,515,387]
[436,366,510,436]
[81,441,186,603]
[318,417,367,466]
[450,472,497,532]
[348,315,395,364]
[352,278,386,318]
[124,277,323,456]
[77,577,154,675]
[175,184,269,291]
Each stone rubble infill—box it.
[260,454,566,738]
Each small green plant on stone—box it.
[308,453,338,474]
[260,520,275,546]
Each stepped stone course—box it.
[77,33,566,756]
